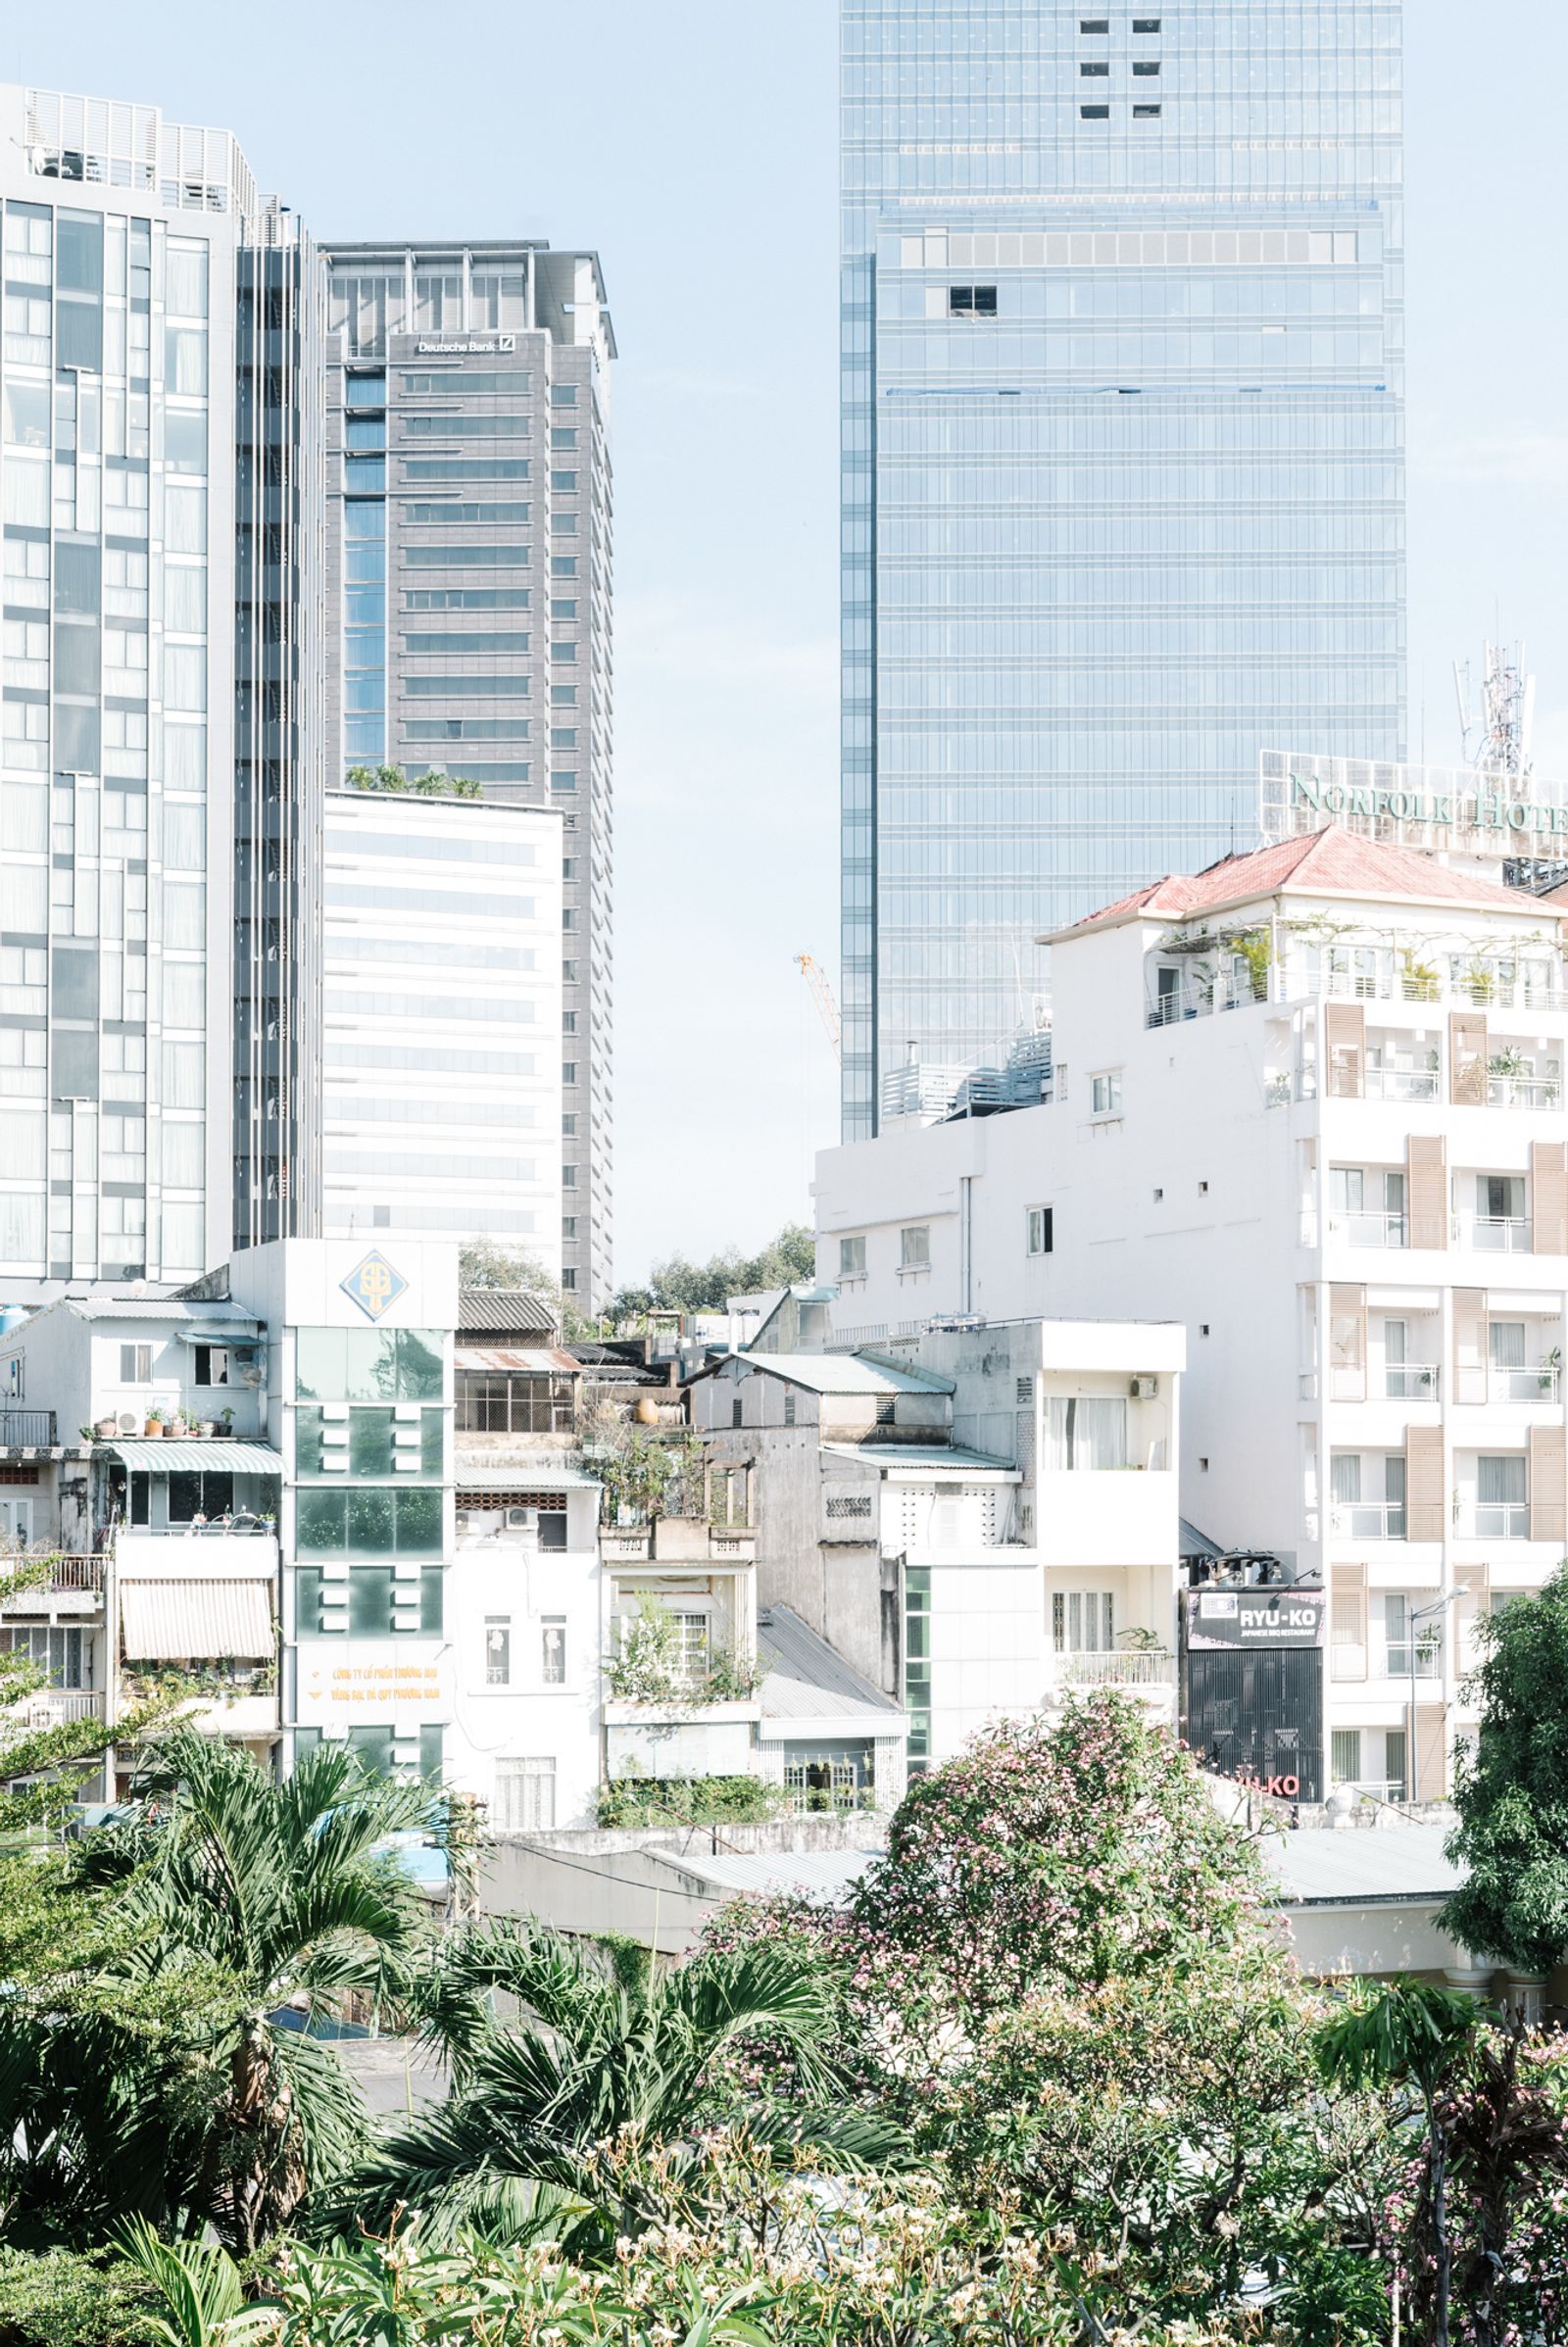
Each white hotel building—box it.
[814,825,1568,1804]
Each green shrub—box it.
[596,1775,786,1828]
[0,2248,154,2347]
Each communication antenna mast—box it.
[795,953,842,1062]
[1454,640,1536,783]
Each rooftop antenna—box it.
[1454,639,1535,784]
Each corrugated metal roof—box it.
[741,1353,955,1396]
[1180,1518,1226,1561]
[822,1442,1017,1476]
[121,1578,274,1660]
[757,1603,902,1723]
[69,1298,263,1324]
[453,1464,601,1491]
[1260,1824,1465,1906]
[648,1845,879,1906]
[103,1440,283,1474]
[455,1346,579,1373]
[457,1289,558,1335]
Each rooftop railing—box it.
[0,1411,57,1447]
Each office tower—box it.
[0,84,326,1297]
[321,782,564,1257]
[321,247,615,1310]
[840,2,1405,1137]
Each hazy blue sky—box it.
[11,3,1568,1279]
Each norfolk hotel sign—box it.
[1259,749,1568,865]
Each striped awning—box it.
[120,1579,275,1661]
[102,1440,282,1475]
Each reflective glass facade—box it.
[841,2,1405,1136]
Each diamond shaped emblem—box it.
[341,1250,408,1322]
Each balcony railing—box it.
[1331,1502,1406,1541]
[1487,1365,1560,1402]
[1488,1075,1560,1111]
[1465,1502,1530,1540]
[1385,1363,1441,1400]
[17,1688,105,1725]
[1383,1643,1443,1680]
[1365,1067,1440,1103]
[1057,1649,1176,1687]
[1452,1215,1534,1254]
[0,1555,104,1597]
[0,1410,57,1446]
[1329,1212,1407,1250]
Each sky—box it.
[10,2,1568,1283]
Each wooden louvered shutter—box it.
[1325,1002,1365,1100]
[1449,1012,1488,1105]
[1532,1139,1568,1258]
[1408,1134,1447,1252]
[1414,1702,1448,1803]
[1529,1423,1566,1545]
[1330,1564,1366,1684]
[1452,1288,1488,1407]
[1405,1423,1446,1543]
[1329,1285,1367,1403]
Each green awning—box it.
[102,1440,282,1475]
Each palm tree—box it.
[0,1733,434,2250]
[331,1917,905,2246]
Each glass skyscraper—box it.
[841,1,1404,1137]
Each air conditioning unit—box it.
[118,1411,140,1434]
[1131,1376,1159,1399]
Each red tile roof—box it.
[1052,825,1564,940]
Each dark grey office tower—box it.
[321,246,615,1312]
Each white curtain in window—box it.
[0,1112,45,1179]
[1489,1322,1526,1369]
[1330,1454,1361,1502]
[159,1121,204,1188]
[1478,1456,1526,1504]
[1047,1396,1128,1470]
[161,1040,204,1108]
[0,1195,44,1265]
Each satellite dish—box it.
[118,1412,139,1435]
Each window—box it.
[1091,1071,1122,1116]
[900,1225,930,1269]
[485,1617,512,1687]
[1079,15,1109,27]
[1081,104,1110,119]
[839,1234,866,1278]
[541,1617,565,1684]
[731,1397,744,1429]
[783,1391,797,1427]
[904,1565,931,1771]
[119,1343,152,1383]
[1026,1206,1054,1256]
[1330,1728,1361,1785]
[875,1397,897,1428]
[948,285,998,318]
[1079,60,1109,74]
[1133,103,1162,116]
[1133,16,1161,28]
[1052,1589,1115,1653]
[494,1756,555,1830]
[193,1345,230,1387]
[1132,59,1160,73]
[1046,1396,1128,1470]
[1384,1731,1408,1805]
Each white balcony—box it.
[1484,1364,1560,1403]
[1382,1643,1444,1681]
[1330,1502,1406,1541]
[16,1687,104,1727]
[1365,1066,1439,1103]
[1452,1215,1533,1254]
[1328,1212,1407,1249]
[1385,1363,1440,1401]
[1488,1075,1560,1111]
[1055,1648,1175,1689]
[1463,1503,1530,1540]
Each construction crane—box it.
[795,953,842,1061]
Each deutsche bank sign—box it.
[1259,748,1568,863]
[414,335,516,355]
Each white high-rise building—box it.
[320,785,564,1266]
[814,824,1568,1805]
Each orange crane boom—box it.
[795,953,842,1061]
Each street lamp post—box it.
[1405,1589,1463,1807]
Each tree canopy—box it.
[611,1224,815,1321]
[1442,1564,1568,1976]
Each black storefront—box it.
[1180,1582,1327,1804]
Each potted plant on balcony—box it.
[196,1418,215,1439]
[218,1406,235,1439]
[162,1410,185,1439]
[94,1414,117,1440]
[144,1405,165,1438]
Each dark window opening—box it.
[948,285,999,318]
[1133,104,1162,117]
[1079,16,1110,28]
[1080,104,1111,119]
[1079,60,1110,75]
[1132,60,1161,73]
[1133,17,1161,29]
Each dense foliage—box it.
[610,1224,815,1321]
[7,1693,1568,2345]
[1443,1561,1568,1976]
